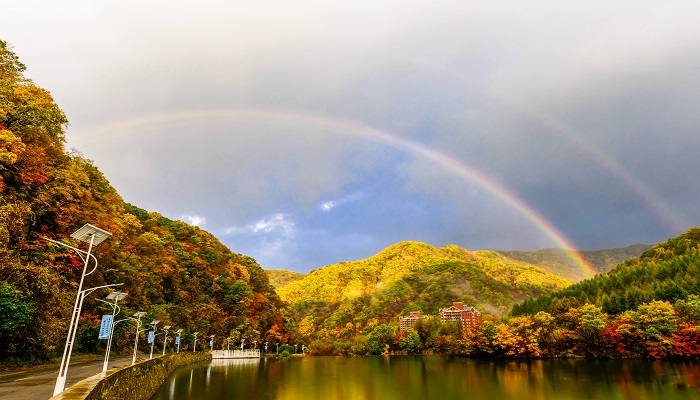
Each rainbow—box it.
[492,91,687,234]
[406,59,686,234]
[70,108,598,278]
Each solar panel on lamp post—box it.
[46,224,112,396]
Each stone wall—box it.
[51,352,211,400]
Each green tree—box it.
[399,329,421,354]
[0,283,33,357]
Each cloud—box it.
[319,192,365,213]
[182,215,206,227]
[224,213,296,237]
[222,213,298,269]
[4,0,700,271]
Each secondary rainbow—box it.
[71,108,597,278]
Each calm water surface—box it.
[151,356,700,400]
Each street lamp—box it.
[175,329,183,353]
[131,312,146,363]
[240,338,245,350]
[46,223,112,396]
[148,320,160,359]
[265,342,268,354]
[162,326,172,355]
[226,337,233,351]
[276,342,279,355]
[192,332,199,352]
[97,291,127,374]
[254,340,258,350]
[209,335,215,351]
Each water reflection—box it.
[150,356,700,400]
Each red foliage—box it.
[671,325,700,357]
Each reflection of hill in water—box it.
[152,356,700,400]
[209,358,261,368]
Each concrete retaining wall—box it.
[50,352,211,400]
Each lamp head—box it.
[106,291,127,301]
[70,224,112,245]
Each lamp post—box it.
[175,329,183,353]
[294,344,298,354]
[276,342,279,355]
[131,312,146,363]
[102,309,142,366]
[209,335,215,351]
[46,224,112,396]
[226,337,232,351]
[148,320,160,359]
[97,291,127,374]
[240,338,245,350]
[162,325,172,356]
[254,340,258,350]
[192,332,199,352]
[265,342,268,354]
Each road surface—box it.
[0,356,134,400]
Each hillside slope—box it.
[279,241,570,342]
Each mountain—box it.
[266,269,307,289]
[497,244,652,282]
[0,41,295,364]
[278,241,570,344]
[511,228,700,317]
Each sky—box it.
[3,1,700,273]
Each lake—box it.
[151,355,700,400]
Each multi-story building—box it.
[399,311,427,331]
[439,302,481,328]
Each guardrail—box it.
[211,349,260,359]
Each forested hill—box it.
[278,241,570,344]
[497,244,651,282]
[511,227,700,317]
[0,40,295,364]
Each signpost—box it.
[98,315,113,340]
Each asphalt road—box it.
[0,356,134,400]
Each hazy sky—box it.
[3,1,699,272]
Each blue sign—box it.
[148,331,155,344]
[209,340,213,347]
[175,336,180,345]
[98,315,113,340]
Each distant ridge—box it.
[278,241,570,343]
[266,269,307,289]
[497,244,652,282]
